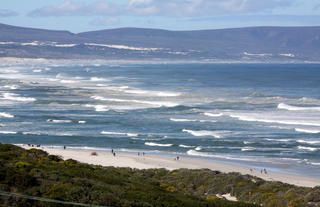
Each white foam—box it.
[47,119,72,123]
[101,131,138,137]
[78,121,86,124]
[228,113,320,127]
[124,89,181,97]
[243,141,254,145]
[85,104,109,112]
[170,118,216,123]
[48,78,59,82]
[204,112,223,117]
[295,128,320,134]
[0,131,17,134]
[182,129,223,138]
[32,69,42,73]
[90,77,108,82]
[179,144,195,148]
[91,96,179,108]
[297,146,319,152]
[170,118,196,122]
[309,162,320,166]
[299,97,320,103]
[145,142,173,147]
[241,147,255,151]
[2,93,36,102]
[1,85,19,90]
[195,146,202,151]
[22,132,42,135]
[278,103,320,111]
[297,140,320,145]
[264,138,293,142]
[0,112,14,118]
[186,150,256,162]
[60,80,78,84]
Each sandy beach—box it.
[21,145,320,188]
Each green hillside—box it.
[0,143,319,207]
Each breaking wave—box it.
[278,103,320,111]
[2,93,36,102]
[145,142,173,147]
[182,129,224,138]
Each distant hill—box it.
[0,23,319,62]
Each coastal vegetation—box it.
[0,143,319,207]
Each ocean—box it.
[0,62,319,177]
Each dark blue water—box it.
[0,62,320,177]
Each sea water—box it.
[0,62,319,177]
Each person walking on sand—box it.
[113,152,116,157]
[64,145,66,150]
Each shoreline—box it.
[21,145,320,188]
[1,57,320,65]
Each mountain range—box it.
[0,23,319,62]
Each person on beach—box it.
[113,152,116,156]
[64,145,66,150]
[111,149,114,154]
[142,152,145,156]
[138,152,140,156]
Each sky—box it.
[0,0,319,33]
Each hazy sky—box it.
[1,0,319,33]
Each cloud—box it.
[0,9,18,17]
[314,4,320,10]
[28,0,120,17]
[28,0,294,18]
[90,17,120,26]
[131,0,294,17]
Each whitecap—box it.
[47,119,72,123]
[60,80,78,84]
[101,131,138,137]
[170,118,197,122]
[90,77,108,82]
[296,140,320,145]
[124,89,181,97]
[195,146,202,151]
[241,147,255,151]
[179,144,195,148]
[85,104,109,112]
[23,132,42,135]
[1,85,19,90]
[228,113,320,127]
[0,131,17,134]
[182,129,224,138]
[295,128,320,134]
[2,93,36,102]
[278,103,320,111]
[32,69,42,73]
[170,118,216,123]
[0,112,14,118]
[264,138,293,142]
[204,112,223,117]
[78,121,86,124]
[91,96,179,108]
[297,146,319,152]
[145,142,173,147]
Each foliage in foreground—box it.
[0,143,318,207]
